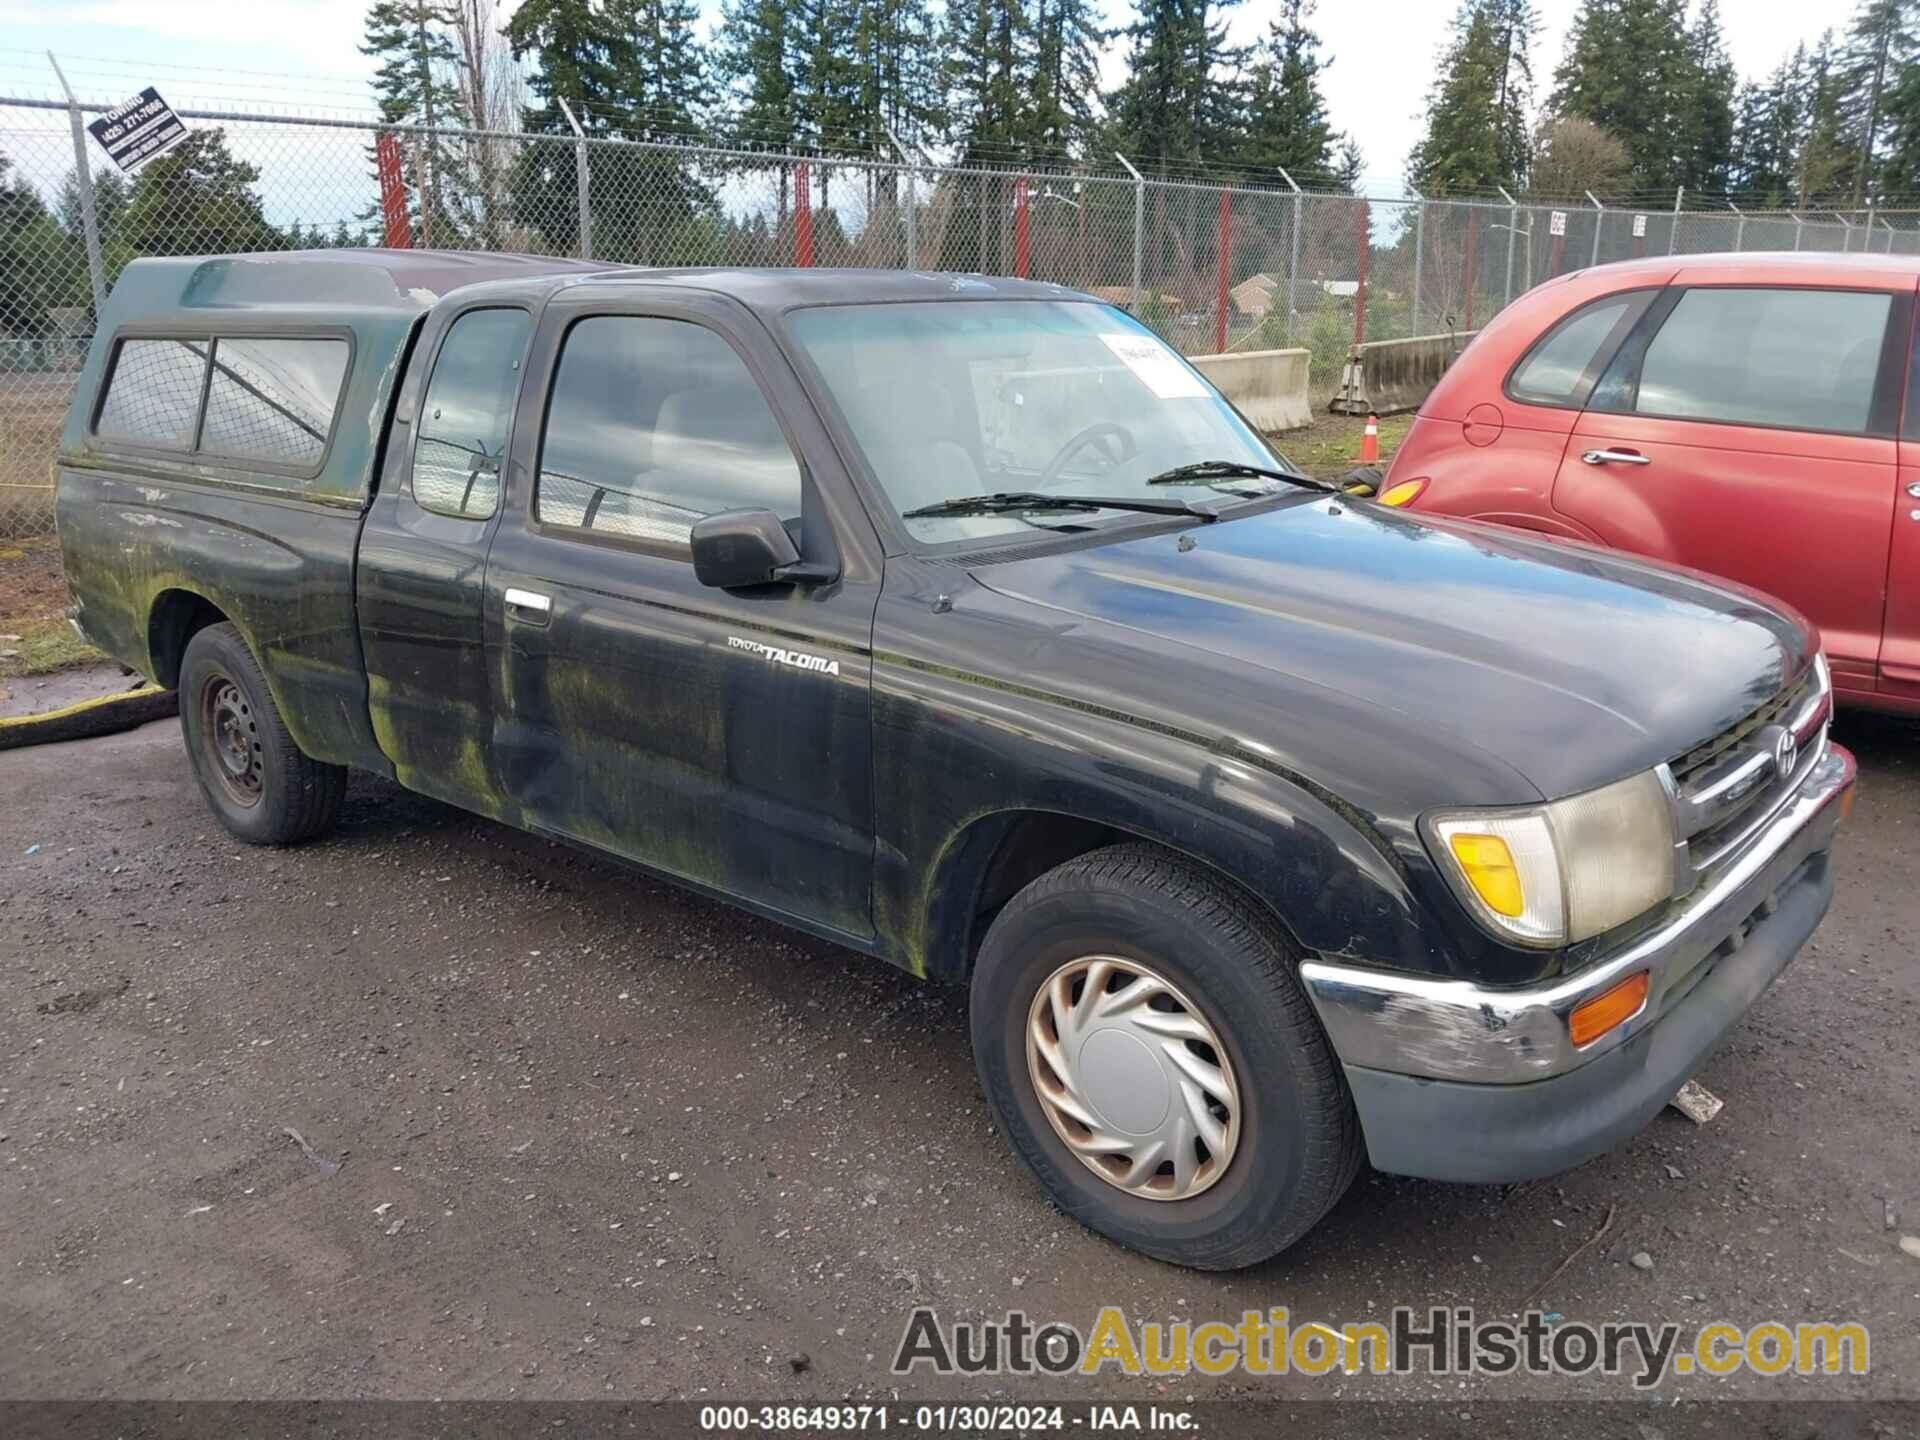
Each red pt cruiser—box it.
[1382,252,1920,715]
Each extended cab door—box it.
[1551,280,1907,691]
[357,304,534,817]
[481,289,880,942]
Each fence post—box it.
[1882,215,1897,253]
[1728,200,1745,251]
[1353,199,1370,348]
[1666,186,1683,255]
[1585,190,1603,268]
[1496,185,1517,305]
[1409,190,1424,335]
[1116,152,1144,316]
[794,160,814,267]
[1214,187,1231,354]
[1792,212,1804,251]
[375,133,412,248]
[1463,206,1478,331]
[1276,166,1302,344]
[1012,176,1031,278]
[1834,210,1854,254]
[47,54,105,318]
[555,96,592,260]
[1865,200,1875,257]
[887,127,916,269]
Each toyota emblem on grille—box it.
[1770,727,1797,781]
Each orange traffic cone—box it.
[1358,414,1380,464]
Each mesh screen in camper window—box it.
[95,339,210,450]
[200,337,350,468]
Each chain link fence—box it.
[8,90,1920,539]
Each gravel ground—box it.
[1,710,1916,1405]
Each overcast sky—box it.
[0,0,1851,195]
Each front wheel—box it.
[970,842,1362,1269]
[179,622,345,845]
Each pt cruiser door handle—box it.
[503,587,552,626]
[1581,448,1651,467]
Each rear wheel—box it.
[179,623,345,845]
[970,841,1362,1269]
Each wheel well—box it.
[147,590,229,689]
[923,812,1122,983]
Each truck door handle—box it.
[1581,448,1651,467]
[504,587,552,626]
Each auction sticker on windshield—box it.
[1100,332,1210,399]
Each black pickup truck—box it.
[56,250,1854,1269]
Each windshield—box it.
[786,301,1291,545]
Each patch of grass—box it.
[0,617,102,679]
[1275,412,1414,479]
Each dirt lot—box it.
[1,706,1916,1407]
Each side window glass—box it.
[1506,293,1646,408]
[413,308,531,519]
[200,337,348,468]
[1632,287,1891,433]
[535,316,801,547]
[95,338,208,449]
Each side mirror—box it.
[691,508,829,589]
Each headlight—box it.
[1429,770,1675,947]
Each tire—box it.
[970,841,1363,1270]
[178,622,346,846]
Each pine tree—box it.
[506,0,717,262]
[117,130,285,260]
[1551,0,1693,194]
[943,0,1029,162]
[1730,45,1807,205]
[716,0,799,149]
[1239,0,1351,184]
[1837,0,1918,204]
[1676,0,1737,194]
[362,0,467,243]
[1799,32,1855,205]
[1409,0,1532,196]
[1028,0,1105,163]
[1107,0,1250,173]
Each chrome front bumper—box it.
[1300,743,1855,1085]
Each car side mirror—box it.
[691,509,832,589]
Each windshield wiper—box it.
[902,491,1218,523]
[1145,459,1345,495]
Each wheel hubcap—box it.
[200,676,263,807]
[1025,955,1241,1201]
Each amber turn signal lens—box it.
[1377,479,1428,508]
[1838,782,1857,824]
[1568,971,1649,1048]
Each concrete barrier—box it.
[1190,347,1311,432]
[1329,330,1479,416]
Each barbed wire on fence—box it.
[6,88,1920,542]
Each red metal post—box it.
[1463,209,1478,331]
[1215,187,1231,354]
[1353,200,1370,348]
[794,161,814,267]
[1549,229,1565,277]
[375,133,411,249]
[1012,176,1031,278]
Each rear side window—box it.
[413,308,531,519]
[1507,293,1649,408]
[200,337,349,468]
[1627,287,1892,434]
[534,316,801,548]
[95,338,209,449]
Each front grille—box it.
[1666,663,1830,877]
[1670,669,1815,789]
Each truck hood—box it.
[969,496,1812,800]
